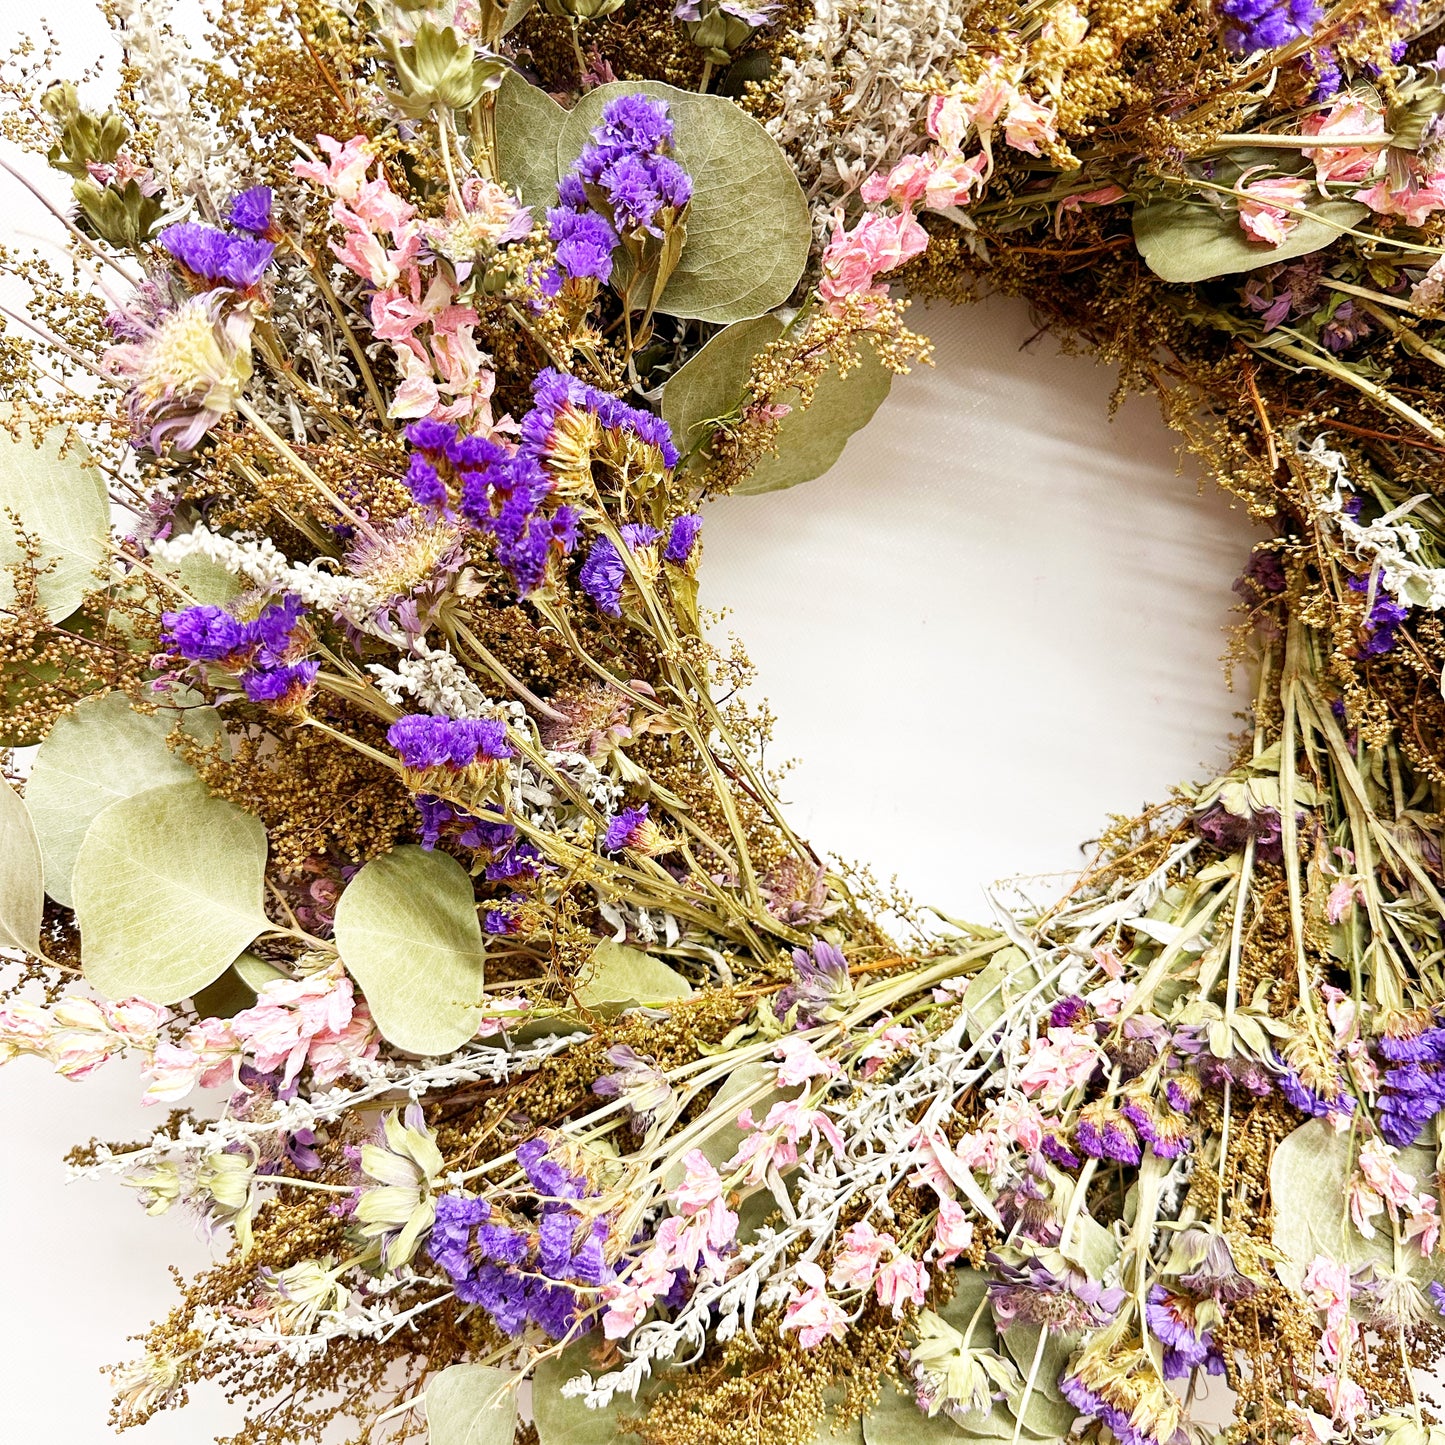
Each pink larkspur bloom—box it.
[230,965,378,1086]
[783,1261,848,1347]
[1237,176,1312,246]
[931,1198,975,1264]
[1302,98,1386,185]
[293,135,377,205]
[817,209,929,318]
[774,1035,841,1087]
[1003,94,1058,158]
[829,1221,891,1291]
[728,1097,845,1185]
[1014,1027,1099,1109]
[144,1017,241,1104]
[875,1254,929,1317]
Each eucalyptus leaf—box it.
[557,81,810,323]
[737,343,894,495]
[574,937,693,1012]
[663,315,784,463]
[192,965,262,1020]
[1133,195,1370,285]
[424,1363,518,1445]
[863,1378,1013,1444]
[235,950,287,993]
[533,1343,662,1445]
[333,845,487,1055]
[494,69,566,209]
[999,1323,1074,1407]
[1271,1118,1445,1291]
[26,691,217,908]
[73,781,272,1004]
[0,776,44,956]
[963,947,1043,1043]
[1059,1212,1118,1278]
[0,420,110,622]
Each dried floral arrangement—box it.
[7,2,1445,1444]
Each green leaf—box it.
[963,947,1043,1043]
[0,776,44,956]
[574,937,693,1012]
[1133,195,1370,285]
[25,692,217,908]
[663,315,783,463]
[0,421,110,622]
[557,81,810,323]
[736,344,894,496]
[864,1378,1005,1444]
[235,950,287,993]
[533,1343,659,1445]
[192,964,262,1020]
[73,781,271,1003]
[333,845,487,1055]
[494,69,567,210]
[1271,1118,1445,1290]
[425,1364,519,1445]
[1059,1212,1118,1278]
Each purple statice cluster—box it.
[159,187,276,289]
[1059,1370,1172,1445]
[985,1250,1125,1332]
[1375,1018,1445,1146]
[1119,1083,1195,1160]
[777,938,854,1027]
[547,93,692,287]
[1074,1102,1144,1167]
[1193,798,1286,864]
[1218,0,1323,53]
[386,714,513,771]
[161,594,317,709]
[1347,574,1410,656]
[400,373,680,600]
[403,415,578,597]
[1273,1055,1355,1120]
[602,802,653,852]
[579,525,659,616]
[428,1137,613,1338]
[1146,1286,1226,1379]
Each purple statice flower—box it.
[777,938,853,1027]
[228,186,274,236]
[1193,1050,1276,1097]
[1234,548,1288,604]
[387,714,513,771]
[1060,1369,1167,1445]
[1430,1280,1445,1317]
[1321,299,1372,354]
[248,594,306,667]
[241,659,319,708]
[1218,0,1323,54]
[523,368,680,471]
[548,205,618,283]
[1041,1132,1081,1169]
[485,840,543,882]
[1119,1096,1191,1160]
[160,220,276,288]
[986,1251,1126,1332]
[665,512,702,565]
[1273,1055,1354,1119]
[1347,574,1410,656]
[413,796,516,852]
[161,603,250,663]
[578,525,662,616]
[518,1135,589,1202]
[602,803,653,852]
[1074,1107,1142,1166]
[995,1163,1062,1245]
[592,1044,673,1134]
[1049,994,1089,1029]
[1377,1058,1445,1147]
[484,896,525,935]
[429,1192,491,1281]
[1146,1286,1225,1379]
[548,94,691,286]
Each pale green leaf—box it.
[425,1364,518,1445]
[0,776,44,955]
[333,845,487,1054]
[26,691,217,908]
[235,950,287,993]
[864,1378,1010,1444]
[494,69,566,210]
[533,1344,660,1445]
[171,551,243,606]
[663,315,784,464]
[0,421,110,621]
[1133,196,1370,285]
[1059,1212,1118,1278]
[736,344,894,496]
[74,781,271,1003]
[192,953,286,1017]
[574,937,693,1013]
[963,947,1043,1043]
[1271,1118,1445,1290]
[558,81,810,323]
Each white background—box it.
[0,4,1259,1439]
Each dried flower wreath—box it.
[3,3,1445,1445]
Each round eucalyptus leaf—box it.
[424,1363,518,1445]
[0,776,44,956]
[574,937,693,1013]
[494,69,566,210]
[0,421,111,622]
[1133,196,1369,285]
[26,691,218,908]
[735,343,894,495]
[1270,1117,1445,1291]
[533,1344,661,1445]
[557,81,810,323]
[663,315,783,463]
[73,780,272,1004]
[333,845,487,1055]
[235,950,288,993]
